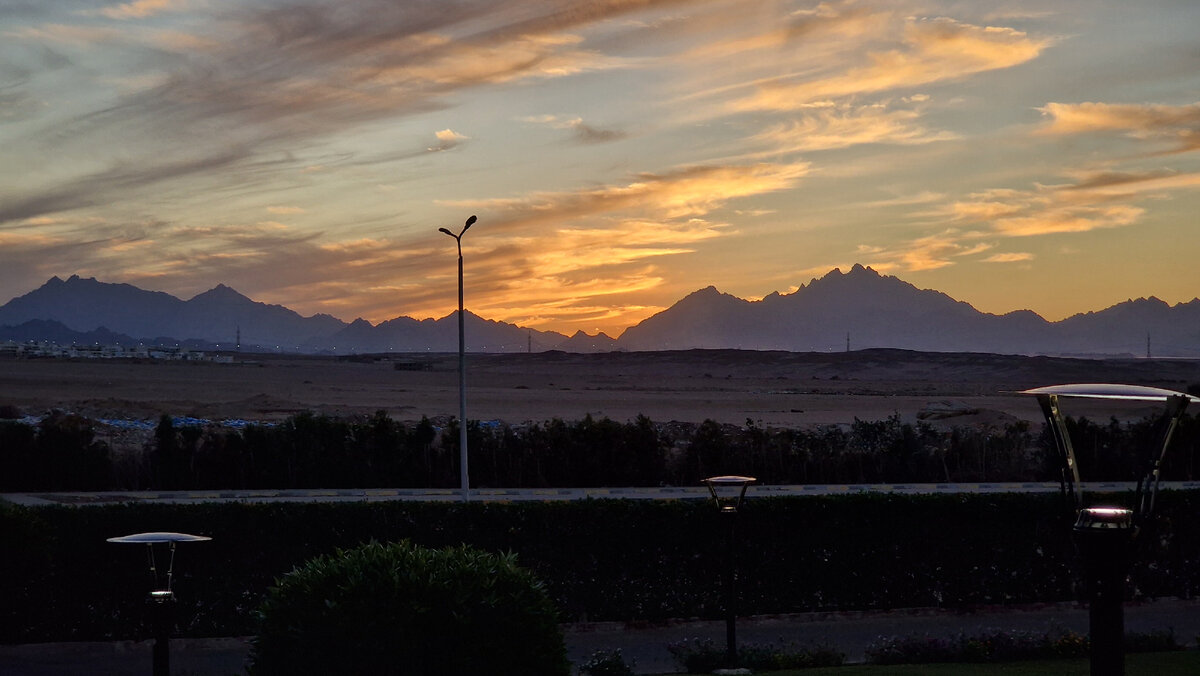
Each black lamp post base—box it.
[1074,511,1135,676]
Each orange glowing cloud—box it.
[848,161,1200,272]
[733,17,1049,111]
[750,102,956,154]
[1039,101,1200,153]
[458,162,809,225]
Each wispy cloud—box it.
[2,0,665,224]
[855,163,1200,273]
[749,101,956,154]
[98,0,178,20]
[981,252,1033,263]
[523,114,628,143]
[1039,101,1200,153]
[728,16,1050,111]
[450,162,809,224]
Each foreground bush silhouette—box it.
[249,540,569,676]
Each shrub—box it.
[249,540,569,676]
[578,648,636,676]
[1125,628,1182,653]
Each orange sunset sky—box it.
[2,0,1198,337]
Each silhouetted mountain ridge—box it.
[617,265,1199,356]
[1,267,1197,356]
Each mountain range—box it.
[0,266,1197,357]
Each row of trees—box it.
[2,408,1198,491]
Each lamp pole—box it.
[703,475,756,668]
[440,215,476,503]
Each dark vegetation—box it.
[249,540,569,676]
[2,408,1198,491]
[4,491,1200,644]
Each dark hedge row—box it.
[4,491,1200,644]
[4,409,1198,491]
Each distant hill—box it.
[0,275,568,354]
[616,265,1200,357]
[1,267,1197,356]
[0,276,345,350]
[554,330,620,353]
[313,312,568,353]
[0,319,140,347]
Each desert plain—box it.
[3,349,1198,431]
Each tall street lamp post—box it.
[1020,384,1196,676]
[107,531,212,676]
[703,475,756,668]
[439,215,476,503]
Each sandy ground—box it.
[2,349,1197,429]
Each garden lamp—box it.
[107,531,212,676]
[1021,384,1195,676]
[702,475,756,667]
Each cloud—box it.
[982,252,1033,263]
[424,161,808,331]
[453,162,810,225]
[938,167,1200,238]
[428,128,469,152]
[854,160,1200,273]
[266,205,305,215]
[846,159,1200,273]
[0,147,254,225]
[1038,101,1200,153]
[523,115,627,143]
[864,190,946,208]
[730,16,1050,111]
[99,0,177,20]
[749,102,956,154]
[4,0,662,224]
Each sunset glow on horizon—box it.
[2,1,1198,336]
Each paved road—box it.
[3,599,1199,675]
[7,482,1200,507]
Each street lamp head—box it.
[463,214,477,232]
[108,531,210,604]
[107,532,212,544]
[703,475,756,513]
[1020,383,1196,522]
[438,227,455,237]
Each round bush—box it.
[249,540,569,676]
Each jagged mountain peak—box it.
[189,284,252,303]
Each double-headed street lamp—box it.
[1021,383,1196,676]
[703,475,756,668]
[439,215,476,503]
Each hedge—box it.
[5,409,1197,491]
[3,491,1200,644]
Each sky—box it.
[2,0,1199,337]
